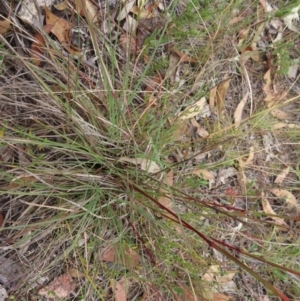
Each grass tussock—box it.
[0,0,300,300]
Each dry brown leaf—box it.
[30,25,54,65]
[100,245,140,269]
[190,118,209,138]
[72,0,98,22]
[274,167,289,184]
[178,97,207,120]
[261,192,288,228]
[51,18,70,45]
[45,6,83,56]
[45,6,59,25]
[209,79,231,116]
[38,273,76,300]
[119,157,160,173]
[234,92,248,128]
[111,278,129,301]
[0,16,11,35]
[269,188,298,208]
[271,108,289,120]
